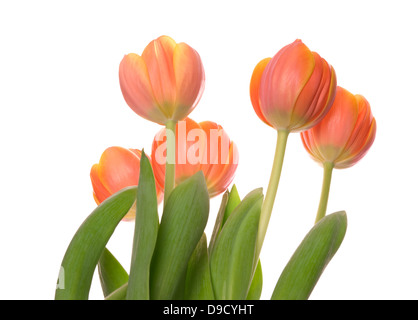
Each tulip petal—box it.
[173,43,205,121]
[90,164,112,204]
[119,53,167,125]
[313,87,358,161]
[141,36,177,118]
[291,53,336,131]
[98,147,141,195]
[250,58,273,127]
[260,40,315,130]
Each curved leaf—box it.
[54,186,137,300]
[222,184,241,225]
[150,171,209,300]
[98,248,129,298]
[210,188,263,300]
[208,190,229,256]
[271,211,347,300]
[126,152,159,300]
[185,233,214,300]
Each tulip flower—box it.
[119,35,205,126]
[119,35,205,204]
[151,118,238,198]
[301,86,376,223]
[250,39,337,259]
[90,146,163,221]
[250,39,337,132]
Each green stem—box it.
[256,129,289,259]
[164,120,177,205]
[314,162,334,224]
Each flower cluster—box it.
[56,35,376,301]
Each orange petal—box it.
[291,53,336,131]
[260,40,315,130]
[97,147,141,194]
[207,142,239,197]
[119,53,167,125]
[141,35,177,116]
[90,163,112,204]
[250,58,272,127]
[173,43,205,121]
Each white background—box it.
[1,0,417,300]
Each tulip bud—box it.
[90,147,163,221]
[250,39,337,132]
[301,86,377,169]
[119,35,205,125]
[151,118,238,197]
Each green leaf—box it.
[271,211,347,300]
[185,233,215,300]
[208,190,229,256]
[222,184,241,225]
[54,186,137,300]
[208,185,241,256]
[98,248,129,298]
[126,152,159,300]
[150,171,210,300]
[246,259,262,300]
[210,188,263,300]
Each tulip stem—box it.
[164,120,177,205]
[314,162,334,224]
[256,129,289,260]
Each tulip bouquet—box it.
[55,36,376,300]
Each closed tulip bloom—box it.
[301,86,377,169]
[251,40,337,259]
[90,147,162,221]
[151,118,238,197]
[301,86,376,223]
[250,39,337,132]
[119,35,205,126]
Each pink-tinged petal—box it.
[250,58,273,127]
[199,121,231,179]
[207,142,239,197]
[90,164,112,204]
[335,95,376,168]
[313,87,358,161]
[301,86,376,169]
[141,35,177,116]
[98,147,141,194]
[175,118,204,183]
[173,43,205,121]
[291,53,337,131]
[119,53,167,125]
[260,40,315,130]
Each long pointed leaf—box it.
[271,211,347,300]
[208,190,229,256]
[126,152,159,300]
[150,171,209,300]
[98,248,129,298]
[55,186,136,300]
[210,188,263,300]
[185,233,214,299]
[222,184,241,225]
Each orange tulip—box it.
[90,147,163,221]
[119,35,205,125]
[250,39,337,132]
[151,118,238,197]
[301,86,377,169]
